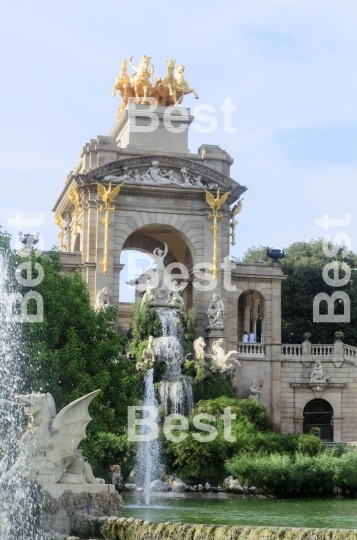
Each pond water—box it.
[123,497,357,529]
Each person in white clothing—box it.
[242,332,249,343]
[249,332,256,343]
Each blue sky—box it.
[1,0,356,268]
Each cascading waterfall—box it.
[135,306,194,506]
[155,308,194,416]
[0,250,44,539]
[135,368,161,506]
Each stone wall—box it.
[281,357,357,441]
[40,489,123,537]
[70,516,357,540]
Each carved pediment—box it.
[86,156,246,202]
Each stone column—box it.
[333,417,342,443]
[244,304,251,335]
[294,417,304,434]
[272,357,282,429]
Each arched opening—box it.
[303,399,334,442]
[237,290,265,343]
[118,225,194,331]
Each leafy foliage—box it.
[164,397,319,485]
[226,450,357,495]
[128,298,161,354]
[192,373,237,401]
[15,250,141,478]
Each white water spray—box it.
[155,308,194,415]
[136,368,161,506]
[0,250,44,539]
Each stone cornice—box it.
[290,383,347,388]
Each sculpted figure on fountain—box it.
[136,335,156,375]
[248,380,261,401]
[0,390,104,489]
[96,287,110,310]
[166,280,185,311]
[141,278,157,309]
[210,338,241,379]
[207,293,225,329]
[310,359,329,384]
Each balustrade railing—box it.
[311,344,334,357]
[234,340,357,361]
[281,345,302,357]
[344,344,357,359]
[237,342,266,356]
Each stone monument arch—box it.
[53,55,288,427]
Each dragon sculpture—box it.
[0,390,103,486]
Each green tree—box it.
[241,240,357,345]
[3,240,141,478]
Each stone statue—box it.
[96,287,110,309]
[248,380,261,401]
[0,390,103,487]
[167,280,185,311]
[210,338,241,378]
[193,337,206,361]
[141,278,157,309]
[310,359,329,384]
[136,336,156,374]
[142,161,176,185]
[207,293,225,328]
[59,449,104,484]
[111,464,123,488]
[152,243,168,286]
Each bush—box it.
[193,374,237,401]
[226,449,357,495]
[165,397,299,485]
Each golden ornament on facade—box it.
[54,212,67,252]
[96,181,123,275]
[112,55,199,118]
[68,187,82,235]
[230,199,243,246]
[205,189,231,279]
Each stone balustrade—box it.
[344,344,357,360]
[237,342,266,357]
[281,340,357,366]
[281,344,302,357]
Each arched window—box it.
[303,399,333,442]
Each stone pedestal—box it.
[205,327,225,350]
[109,104,194,153]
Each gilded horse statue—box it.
[175,64,199,104]
[112,60,135,118]
[152,58,178,106]
[129,55,154,104]
[112,56,199,112]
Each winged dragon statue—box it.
[0,390,103,486]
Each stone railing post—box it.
[301,338,312,366]
[333,336,344,368]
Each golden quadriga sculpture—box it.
[112,56,199,118]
